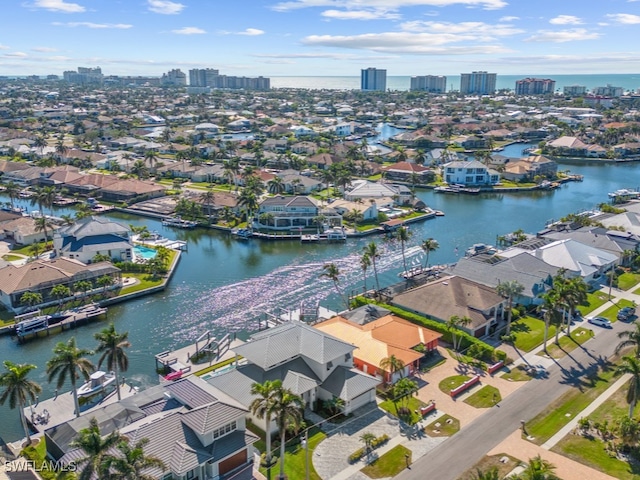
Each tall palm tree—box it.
[55,139,68,160]
[46,337,95,418]
[360,252,371,293]
[517,455,559,480]
[70,417,125,480]
[238,189,259,223]
[0,361,42,445]
[363,242,382,293]
[250,380,280,478]
[94,323,130,401]
[32,185,57,216]
[4,181,21,209]
[379,354,405,383]
[561,276,588,336]
[106,437,166,480]
[34,216,53,244]
[538,291,561,354]
[420,238,439,269]
[616,322,640,358]
[321,263,349,311]
[271,384,304,480]
[395,226,412,275]
[144,150,159,170]
[617,355,640,418]
[447,315,472,352]
[496,280,524,336]
[199,189,216,224]
[267,176,285,195]
[34,136,47,155]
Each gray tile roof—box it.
[57,216,129,240]
[181,402,247,435]
[235,322,354,370]
[341,304,391,325]
[320,366,379,401]
[165,377,218,408]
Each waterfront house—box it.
[46,376,258,480]
[502,155,557,182]
[254,196,341,230]
[380,162,435,184]
[442,160,500,186]
[329,199,378,222]
[391,275,506,338]
[306,153,342,170]
[276,171,323,194]
[0,216,53,246]
[206,322,380,433]
[314,313,442,384]
[0,258,120,313]
[344,180,412,205]
[53,216,133,264]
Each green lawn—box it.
[501,365,534,382]
[598,299,636,323]
[586,380,639,425]
[511,316,556,352]
[193,356,239,376]
[618,272,640,291]
[464,385,501,408]
[361,445,411,479]
[119,273,164,294]
[425,414,460,437]
[537,327,594,359]
[577,291,612,315]
[259,428,326,480]
[438,375,470,395]
[379,396,428,425]
[10,241,53,255]
[2,254,24,261]
[553,435,640,480]
[525,364,620,445]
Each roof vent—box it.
[442,282,448,286]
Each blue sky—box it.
[1,0,640,77]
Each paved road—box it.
[396,319,627,480]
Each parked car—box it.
[620,306,636,316]
[587,316,612,328]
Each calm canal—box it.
[0,142,637,440]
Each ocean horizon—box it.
[270,74,640,92]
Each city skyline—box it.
[1,0,640,77]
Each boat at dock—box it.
[434,184,481,195]
[77,371,116,397]
[162,216,198,228]
[14,311,51,336]
[15,303,108,343]
[608,188,640,201]
[465,243,498,257]
[231,227,253,239]
[300,227,347,243]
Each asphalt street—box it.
[396,319,626,480]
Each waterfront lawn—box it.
[458,454,521,480]
[379,396,428,425]
[501,364,534,382]
[577,292,611,315]
[2,254,23,261]
[537,327,594,359]
[10,241,53,255]
[119,273,163,294]
[361,445,411,479]
[463,385,501,408]
[425,414,460,437]
[259,428,325,480]
[553,435,640,480]
[618,272,640,291]
[511,316,556,352]
[22,438,74,480]
[438,375,470,395]
[525,362,619,445]
[598,298,636,323]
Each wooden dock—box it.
[15,304,108,344]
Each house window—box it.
[327,361,333,371]
[345,353,351,361]
[186,470,195,480]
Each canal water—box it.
[0,143,638,440]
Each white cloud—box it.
[253,52,396,60]
[273,0,507,12]
[400,20,523,38]
[31,46,57,52]
[302,32,512,54]
[499,16,519,22]
[147,0,185,15]
[52,22,133,29]
[525,28,600,43]
[32,0,85,13]
[4,52,28,58]
[0,44,10,51]
[172,26,206,35]
[321,9,401,20]
[549,15,583,25]
[219,28,265,36]
[606,13,640,24]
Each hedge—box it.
[352,297,507,363]
[348,434,390,463]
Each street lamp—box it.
[301,429,310,480]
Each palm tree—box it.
[271,384,304,480]
[46,337,95,418]
[131,159,149,179]
[199,189,215,224]
[94,323,130,401]
[50,284,71,311]
[32,185,57,216]
[34,136,47,155]
[20,291,43,310]
[516,455,560,480]
[250,380,280,477]
[379,354,405,384]
[447,315,472,352]
[538,291,561,354]
[238,189,259,223]
[561,276,587,336]
[55,139,68,160]
[144,149,159,170]
[616,322,640,358]
[392,377,419,413]
[360,252,371,293]
[267,176,285,195]
[395,226,412,274]
[472,467,500,480]
[74,280,92,302]
[70,417,125,480]
[496,280,524,336]
[420,238,439,269]
[4,181,21,210]
[363,242,382,293]
[97,275,115,294]
[321,263,349,311]
[106,437,166,480]
[617,355,640,418]
[359,432,376,453]
[0,361,42,445]
[34,216,53,244]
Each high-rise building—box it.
[161,69,187,86]
[515,78,556,95]
[63,67,103,85]
[361,68,387,91]
[410,75,447,93]
[593,84,624,97]
[563,85,587,96]
[188,68,269,90]
[189,68,219,87]
[459,71,496,95]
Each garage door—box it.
[348,390,374,412]
[219,449,247,476]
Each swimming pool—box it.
[133,245,157,260]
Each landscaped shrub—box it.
[347,434,390,463]
[349,448,366,463]
[370,434,389,449]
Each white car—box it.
[587,316,612,328]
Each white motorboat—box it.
[77,371,116,397]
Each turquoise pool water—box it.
[133,245,157,260]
